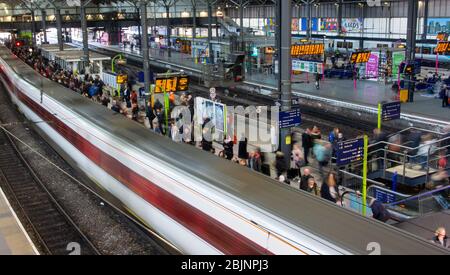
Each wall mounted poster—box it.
[365,52,379,80]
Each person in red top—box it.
[130,90,138,105]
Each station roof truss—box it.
[0,0,399,11]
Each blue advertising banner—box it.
[301,18,318,31]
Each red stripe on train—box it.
[0,70,272,255]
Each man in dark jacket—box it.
[302,129,313,165]
[275,151,287,178]
[238,137,248,160]
[300,168,313,191]
[223,137,234,160]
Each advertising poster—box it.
[292,60,323,74]
[292,18,299,32]
[392,51,405,76]
[195,97,226,133]
[365,52,379,80]
[301,18,318,31]
[214,104,225,133]
[320,18,338,31]
[427,18,450,35]
[342,18,363,33]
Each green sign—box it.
[392,51,405,76]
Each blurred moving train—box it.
[0,45,448,255]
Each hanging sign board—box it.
[336,138,365,166]
[117,74,128,84]
[382,101,401,121]
[155,75,190,93]
[291,44,324,56]
[350,51,371,64]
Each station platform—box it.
[73,40,450,126]
[0,187,38,255]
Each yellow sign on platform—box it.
[399,89,409,103]
[435,42,450,54]
[350,51,371,64]
[291,44,324,56]
[155,75,190,93]
[117,74,128,84]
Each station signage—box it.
[336,138,364,166]
[350,51,371,64]
[382,101,401,121]
[155,75,190,93]
[116,74,128,84]
[292,60,323,74]
[279,109,302,129]
[435,42,450,54]
[437,32,449,41]
[291,43,324,56]
[374,189,396,204]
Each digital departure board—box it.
[350,51,371,64]
[437,32,449,41]
[435,42,450,54]
[291,44,324,56]
[116,74,128,84]
[155,75,190,93]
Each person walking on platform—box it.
[289,143,304,179]
[275,151,287,179]
[314,141,332,177]
[302,129,313,165]
[321,173,340,204]
[443,87,449,108]
[223,137,234,160]
[315,73,321,89]
[248,149,262,173]
[300,168,313,191]
[238,136,248,160]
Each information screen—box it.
[350,51,371,64]
[116,74,128,84]
[291,44,324,56]
[437,32,449,41]
[155,75,190,93]
[435,42,450,54]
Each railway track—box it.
[0,127,100,255]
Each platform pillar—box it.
[31,9,36,47]
[192,3,197,61]
[306,1,312,39]
[56,8,64,51]
[106,25,120,46]
[165,5,171,58]
[81,0,90,73]
[337,0,343,36]
[207,2,214,64]
[140,1,151,97]
[406,0,419,102]
[276,0,292,167]
[421,0,429,40]
[239,0,244,47]
[41,10,47,44]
